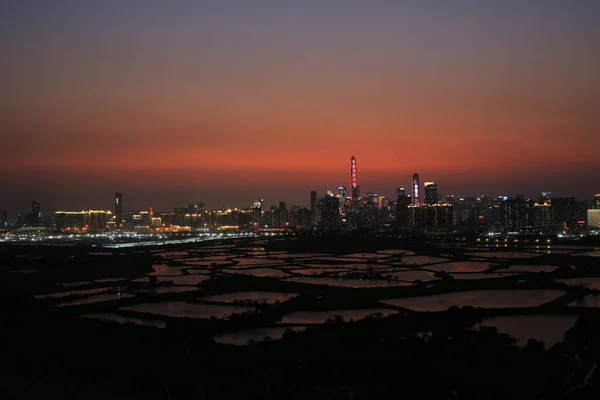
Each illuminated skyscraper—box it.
[115,192,123,229]
[424,182,438,204]
[595,194,600,209]
[412,173,420,205]
[350,156,359,200]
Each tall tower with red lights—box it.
[349,156,359,200]
[412,173,420,204]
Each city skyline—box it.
[2,1,600,215]
[2,161,598,219]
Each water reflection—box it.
[121,301,253,319]
[382,289,564,311]
[286,276,412,288]
[81,313,167,328]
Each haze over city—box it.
[2,1,599,214]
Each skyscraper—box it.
[26,201,42,226]
[310,190,317,225]
[319,193,341,231]
[115,192,123,229]
[595,194,600,209]
[424,182,438,204]
[412,173,420,205]
[350,156,359,200]
[1,210,7,227]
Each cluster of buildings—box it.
[2,157,599,236]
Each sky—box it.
[1,1,599,216]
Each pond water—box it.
[376,249,415,256]
[569,295,600,308]
[202,291,298,304]
[157,275,210,285]
[35,287,111,299]
[58,292,135,307]
[233,258,286,267]
[343,253,390,259]
[221,268,290,278]
[278,309,398,324]
[425,262,491,273]
[59,281,93,287]
[398,256,450,266]
[184,268,212,275]
[449,272,520,280]
[137,286,200,294]
[148,264,185,276]
[120,301,252,319]
[286,276,412,288]
[507,264,559,273]
[214,326,306,345]
[557,277,600,291]
[155,251,189,258]
[381,289,565,311]
[273,253,332,260]
[386,270,438,282]
[81,313,167,328]
[577,251,600,257]
[290,268,352,276]
[94,277,129,283]
[474,315,577,348]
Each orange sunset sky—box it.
[1,1,599,214]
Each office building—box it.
[412,173,420,204]
[588,209,600,228]
[115,192,123,229]
[595,194,600,209]
[1,210,7,227]
[319,194,341,230]
[424,182,438,204]
[54,210,112,232]
[396,188,411,227]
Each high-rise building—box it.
[412,173,420,205]
[252,199,263,225]
[423,182,438,205]
[396,188,411,227]
[319,194,341,230]
[551,197,577,228]
[310,190,317,225]
[115,192,123,229]
[24,201,42,226]
[0,210,7,227]
[533,201,552,231]
[595,194,600,209]
[588,209,600,228]
[501,198,527,232]
[407,203,453,232]
[349,156,359,200]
